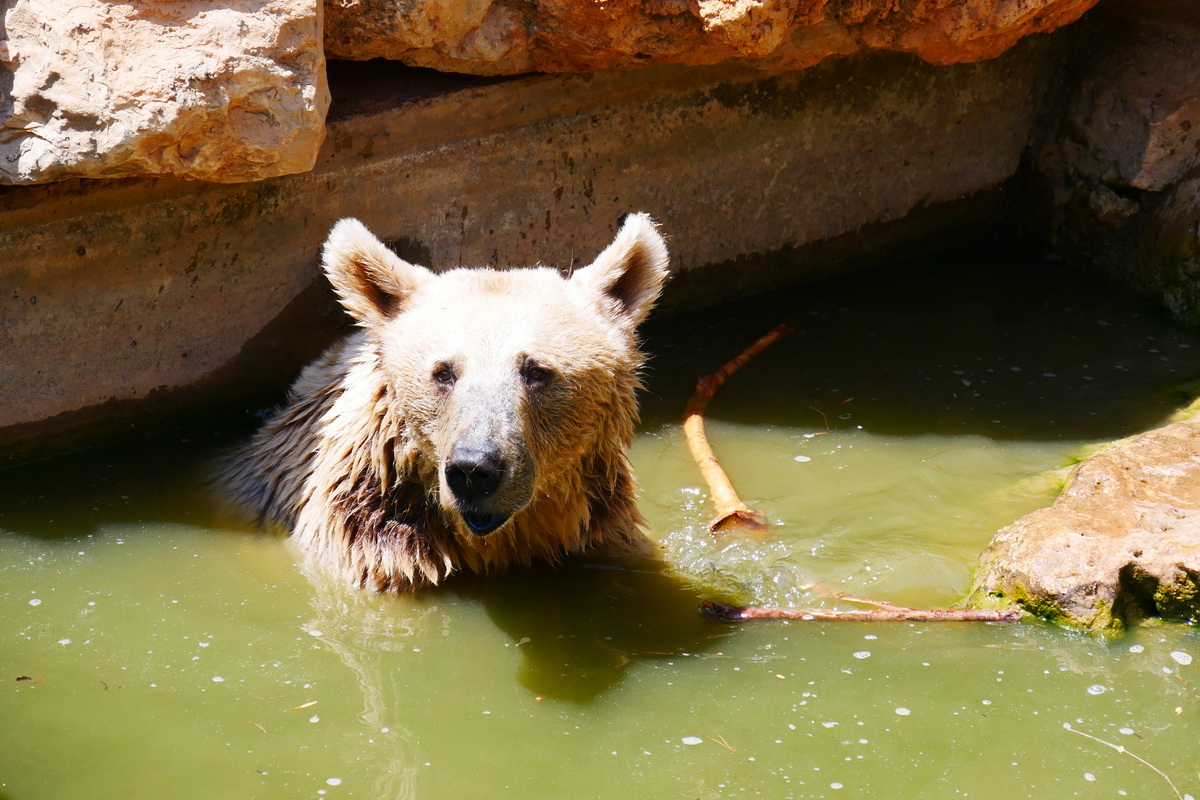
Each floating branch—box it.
[683,323,794,537]
[701,601,1023,623]
[685,326,1020,624]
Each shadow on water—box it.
[641,249,1200,442]
[456,557,729,701]
[0,422,252,542]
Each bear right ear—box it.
[322,218,432,328]
[571,212,670,327]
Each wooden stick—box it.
[684,326,1021,625]
[683,323,794,537]
[701,601,1023,623]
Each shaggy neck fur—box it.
[221,331,651,591]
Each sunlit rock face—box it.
[969,414,1200,630]
[0,0,330,184]
[324,0,1097,75]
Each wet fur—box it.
[219,216,668,591]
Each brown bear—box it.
[220,213,670,591]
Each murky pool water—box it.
[4,252,1200,799]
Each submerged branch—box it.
[701,602,1023,623]
[1063,724,1184,800]
[683,323,794,538]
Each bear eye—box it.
[522,364,552,385]
[432,365,456,385]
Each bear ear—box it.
[571,212,670,326]
[322,218,432,327]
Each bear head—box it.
[320,213,670,540]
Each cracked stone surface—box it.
[969,412,1200,630]
[0,0,329,184]
[324,0,1098,75]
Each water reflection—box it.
[299,558,431,799]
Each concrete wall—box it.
[0,38,1057,462]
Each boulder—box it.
[1017,0,1200,327]
[324,0,1097,75]
[0,0,329,184]
[968,413,1200,630]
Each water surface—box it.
[3,252,1199,798]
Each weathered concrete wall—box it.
[0,40,1056,462]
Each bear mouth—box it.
[462,512,507,536]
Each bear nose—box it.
[445,450,505,504]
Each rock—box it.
[968,414,1200,630]
[0,0,329,184]
[1053,10,1200,192]
[0,42,1055,462]
[1017,0,1200,327]
[324,0,1096,75]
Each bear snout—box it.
[445,448,513,536]
[445,449,505,502]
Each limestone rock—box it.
[1054,8,1200,192]
[0,0,330,184]
[1017,0,1200,328]
[968,416,1200,630]
[324,0,1097,74]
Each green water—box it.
[4,252,1200,799]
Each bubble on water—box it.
[308,630,323,637]
[326,778,342,786]
[895,708,911,716]
[822,721,839,728]
[681,736,703,745]
[1119,728,1135,735]
[1170,651,1192,666]
[1086,685,1107,695]
[830,783,844,790]
[28,599,41,607]
[853,651,871,659]
[794,455,812,463]
[212,676,225,682]
[1128,644,1144,653]
[57,638,70,645]
[309,715,320,723]
[1084,773,1096,782]
[863,635,877,640]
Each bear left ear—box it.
[322,218,432,328]
[572,212,670,326]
